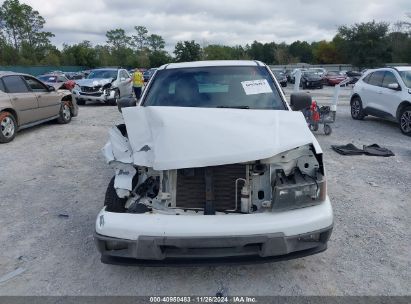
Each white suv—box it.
[350,67,411,136]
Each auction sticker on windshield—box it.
[241,79,272,95]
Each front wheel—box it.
[57,101,72,124]
[351,97,365,120]
[0,111,17,143]
[107,89,120,106]
[399,106,411,136]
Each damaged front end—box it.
[103,125,325,216]
[96,107,333,264]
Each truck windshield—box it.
[142,66,286,110]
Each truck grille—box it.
[176,164,246,211]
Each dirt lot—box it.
[0,87,410,296]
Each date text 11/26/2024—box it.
[149,296,257,303]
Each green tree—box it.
[174,40,202,62]
[106,28,130,50]
[149,50,172,67]
[146,34,165,52]
[336,21,392,68]
[132,25,148,50]
[312,41,341,64]
[289,40,313,63]
[0,0,54,64]
[203,44,236,60]
[61,41,98,67]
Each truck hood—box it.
[75,78,113,87]
[114,106,320,170]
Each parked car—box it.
[95,60,333,264]
[271,69,287,87]
[300,71,323,89]
[289,68,307,84]
[350,66,411,136]
[323,71,347,86]
[65,72,84,80]
[0,72,78,143]
[37,74,75,91]
[308,68,327,78]
[72,68,132,105]
[143,68,158,82]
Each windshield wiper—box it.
[217,105,250,109]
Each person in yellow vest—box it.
[132,69,144,99]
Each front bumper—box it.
[305,80,323,88]
[72,89,116,103]
[95,226,332,265]
[95,198,333,264]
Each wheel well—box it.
[396,101,411,120]
[1,108,19,125]
[61,94,72,102]
[350,94,360,104]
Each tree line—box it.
[1,0,410,69]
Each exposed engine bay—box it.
[102,106,326,215]
[112,142,325,215]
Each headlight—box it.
[271,169,326,211]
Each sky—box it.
[21,0,411,51]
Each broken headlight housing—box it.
[102,83,112,96]
[271,168,326,211]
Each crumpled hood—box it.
[120,106,319,170]
[76,78,113,87]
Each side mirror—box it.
[290,92,312,111]
[117,97,136,113]
[48,85,56,92]
[388,83,401,91]
[120,77,126,82]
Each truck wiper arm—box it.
[217,105,250,109]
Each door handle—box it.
[12,97,17,100]
[377,91,382,94]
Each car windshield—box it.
[303,72,317,76]
[87,70,117,79]
[143,66,286,110]
[273,71,284,77]
[38,75,57,83]
[399,71,411,88]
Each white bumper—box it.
[96,197,333,240]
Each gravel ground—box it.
[0,89,410,296]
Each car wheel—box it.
[351,97,365,120]
[107,89,120,106]
[399,106,411,136]
[0,111,17,143]
[57,101,72,124]
[319,85,323,89]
